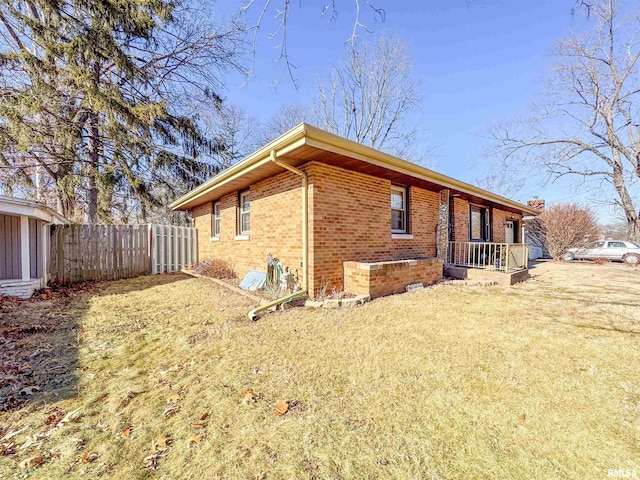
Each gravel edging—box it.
[304,295,371,309]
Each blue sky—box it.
[221,1,624,221]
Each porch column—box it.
[41,223,49,287]
[20,215,30,282]
[436,189,450,263]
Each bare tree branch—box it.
[311,34,423,160]
[242,0,385,87]
[490,0,640,240]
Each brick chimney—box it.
[527,197,545,213]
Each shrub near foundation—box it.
[193,258,237,280]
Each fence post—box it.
[148,224,153,275]
[172,226,178,272]
[181,227,187,270]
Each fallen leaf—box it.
[120,426,132,438]
[274,399,289,416]
[241,388,257,405]
[20,455,45,469]
[44,407,65,426]
[146,437,170,470]
[57,408,82,428]
[191,423,204,429]
[162,405,180,418]
[143,453,160,470]
[200,412,210,421]
[0,441,16,456]
[119,391,135,408]
[188,434,202,445]
[81,451,98,464]
[167,393,183,404]
[154,434,172,449]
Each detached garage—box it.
[0,196,68,298]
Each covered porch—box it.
[0,196,68,298]
[444,241,530,285]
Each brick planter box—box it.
[343,258,442,298]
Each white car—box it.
[562,240,640,264]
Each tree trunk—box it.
[98,180,114,224]
[53,165,76,220]
[628,219,640,242]
[86,114,99,224]
[86,62,101,224]
[611,159,639,241]
[55,185,75,220]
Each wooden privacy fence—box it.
[148,224,196,275]
[49,224,197,283]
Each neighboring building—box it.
[171,124,539,299]
[524,198,547,259]
[0,196,68,298]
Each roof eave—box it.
[302,125,540,216]
[170,123,308,211]
[0,195,70,223]
[171,122,539,216]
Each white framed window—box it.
[238,191,250,235]
[211,201,220,239]
[391,186,407,233]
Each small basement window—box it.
[391,186,407,233]
[211,201,220,238]
[238,191,250,235]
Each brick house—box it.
[171,124,539,299]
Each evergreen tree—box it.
[0,0,244,222]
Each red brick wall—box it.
[451,197,470,242]
[307,162,439,297]
[192,169,304,281]
[492,209,523,243]
[448,199,522,244]
[189,160,520,299]
[343,258,443,298]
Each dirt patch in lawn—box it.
[0,284,95,412]
[0,265,638,479]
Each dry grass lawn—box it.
[0,261,639,479]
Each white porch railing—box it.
[447,242,529,273]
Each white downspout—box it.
[248,149,309,320]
